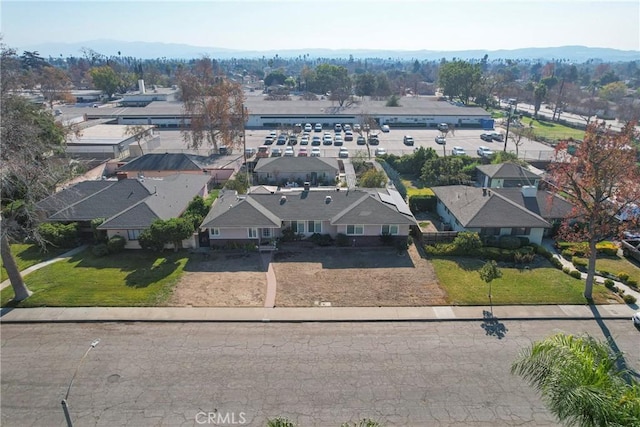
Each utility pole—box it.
[503,104,514,152]
[62,339,100,427]
[242,104,249,183]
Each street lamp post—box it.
[62,339,100,427]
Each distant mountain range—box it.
[19,39,640,62]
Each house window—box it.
[248,228,258,238]
[481,227,500,236]
[127,229,141,240]
[262,228,271,238]
[291,220,305,233]
[381,224,399,235]
[346,225,364,235]
[308,220,322,233]
[511,227,531,236]
[211,228,220,236]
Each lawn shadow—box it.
[588,304,640,384]
[125,258,180,288]
[481,309,508,339]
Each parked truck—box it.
[621,238,640,262]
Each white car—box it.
[284,146,295,157]
[338,147,349,158]
[435,136,446,145]
[314,123,323,132]
[477,146,494,157]
[381,124,390,132]
[353,124,361,132]
[304,123,313,132]
[633,311,640,327]
[375,147,387,156]
[452,146,466,156]
[310,147,321,157]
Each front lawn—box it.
[524,118,585,142]
[1,249,189,307]
[573,255,640,282]
[431,257,614,305]
[1,244,71,281]
[401,178,434,197]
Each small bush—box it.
[572,258,588,269]
[498,235,521,250]
[514,251,535,264]
[107,235,126,253]
[267,417,296,427]
[38,222,79,248]
[517,237,530,247]
[570,270,582,279]
[561,249,573,259]
[595,241,618,256]
[617,272,630,282]
[335,233,349,247]
[563,267,572,274]
[550,257,563,269]
[309,233,333,246]
[627,279,638,288]
[604,279,615,289]
[452,231,482,254]
[379,233,394,246]
[623,294,637,304]
[532,244,553,260]
[91,243,109,257]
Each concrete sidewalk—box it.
[1,304,636,323]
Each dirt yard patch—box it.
[168,252,267,307]
[273,244,446,307]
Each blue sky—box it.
[2,0,639,52]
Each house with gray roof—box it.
[116,153,237,184]
[475,162,541,189]
[200,186,417,248]
[431,185,573,245]
[38,174,211,249]
[253,157,339,186]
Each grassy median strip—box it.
[431,257,613,305]
[1,249,188,307]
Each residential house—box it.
[116,153,237,185]
[431,185,573,245]
[475,162,541,189]
[200,185,417,248]
[253,157,339,186]
[37,174,211,249]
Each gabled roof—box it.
[37,181,114,216]
[493,188,574,220]
[475,162,540,180]
[117,153,217,172]
[253,157,339,174]
[201,188,416,228]
[39,174,211,229]
[432,185,550,228]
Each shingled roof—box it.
[475,162,540,180]
[117,153,217,172]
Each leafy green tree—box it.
[533,83,548,117]
[355,72,376,96]
[264,70,287,87]
[438,60,482,105]
[385,95,400,107]
[512,333,640,427]
[359,169,387,188]
[138,218,194,252]
[421,156,473,186]
[479,260,502,283]
[453,231,482,254]
[224,172,250,194]
[599,81,627,103]
[89,65,121,99]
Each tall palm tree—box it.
[511,333,640,427]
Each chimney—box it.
[138,79,146,94]
[522,185,537,198]
[482,187,487,196]
[325,195,332,203]
[280,195,287,204]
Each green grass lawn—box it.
[431,257,614,305]
[401,178,434,197]
[524,118,585,142]
[573,255,640,282]
[1,244,71,282]
[1,249,189,307]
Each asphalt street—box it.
[2,319,638,426]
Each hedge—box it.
[408,194,436,213]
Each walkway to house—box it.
[261,252,277,308]
[0,245,88,291]
[542,238,640,301]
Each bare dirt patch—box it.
[168,252,267,307]
[273,244,447,307]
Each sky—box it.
[1,0,639,53]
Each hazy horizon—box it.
[2,0,639,54]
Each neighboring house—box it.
[253,157,339,186]
[116,153,237,185]
[476,162,541,189]
[37,174,211,249]
[431,185,573,245]
[200,186,417,248]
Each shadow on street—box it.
[481,309,508,339]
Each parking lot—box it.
[150,126,556,161]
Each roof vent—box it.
[325,195,332,203]
[304,182,310,191]
[280,195,287,204]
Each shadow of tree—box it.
[588,304,640,384]
[481,310,508,339]
[125,258,179,289]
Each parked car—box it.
[435,136,446,145]
[344,131,353,141]
[343,124,352,132]
[451,146,466,156]
[334,135,344,146]
[300,135,309,145]
[293,123,302,133]
[244,147,256,157]
[633,311,640,327]
[357,135,366,145]
[437,123,449,132]
[284,146,295,157]
[323,135,333,145]
[298,147,308,157]
[338,147,349,158]
[353,124,361,132]
[304,123,313,133]
[403,135,414,146]
[334,123,342,133]
[257,145,270,158]
[314,123,323,132]
[375,147,387,156]
[477,146,494,157]
[381,124,390,132]
[276,135,287,145]
[269,130,277,138]
[310,147,321,157]
[368,135,380,145]
[490,131,504,142]
[271,147,283,157]
[264,136,274,145]
[288,135,298,145]
[480,132,494,142]
[312,136,321,146]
